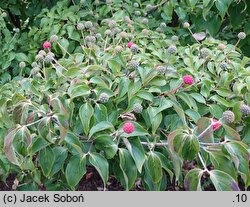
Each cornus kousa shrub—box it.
[0,1,249,191]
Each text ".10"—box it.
[235,194,247,203]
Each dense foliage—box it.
[0,0,249,191]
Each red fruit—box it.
[123,122,135,134]
[128,42,134,48]
[212,119,222,131]
[43,41,51,49]
[183,75,194,85]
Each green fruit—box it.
[222,111,235,123]
[99,93,109,103]
[133,103,143,113]
[240,104,250,115]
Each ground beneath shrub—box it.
[1,166,249,191]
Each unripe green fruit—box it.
[133,103,143,113]
[222,111,235,123]
[108,20,116,28]
[240,104,250,115]
[130,44,139,53]
[114,45,123,53]
[141,18,148,24]
[84,21,93,29]
[47,52,55,57]
[106,0,112,4]
[128,60,139,69]
[19,61,26,68]
[171,35,179,41]
[156,66,166,74]
[160,22,166,28]
[156,27,163,33]
[124,16,130,23]
[44,54,54,63]
[168,45,177,54]
[183,22,190,28]
[95,33,102,39]
[201,48,210,58]
[105,29,112,36]
[134,11,141,16]
[146,4,153,11]
[142,29,149,35]
[238,32,246,40]
[50,34,58,42]
[31,62,38,68]
[218,43,226,50]
[31,67,40,75]
[133,2,139,8]
[220,62,228,69]
[35,54,44,62]
[77,23,84,31]
[38,50,46,56]
[99,93,109,103]
[120,31,127,38]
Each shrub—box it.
[0,0,249,191]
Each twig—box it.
[158,83,185,97]
[198,152,208,171]
[141,141,168,147]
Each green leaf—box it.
[64,132,83,156]
[188,0,198,8]
[122,137,146,173]
[147,106,162,135]
[208,151,237,180]
[66,155,86,189]
[147,152,163,183]
[108,59,121,74]
[209,170,240,191]
[142,163,167,191]
[39,146,55,177]
[94,104,108,123]
[89,152,109,187]
[181,135,200,161]
[94,135,118,159]
[209,104,223,119]
[222,124,241,141]
[156,98,173,114]
[68,84,90,99]
[190,93,206,104]
[184,168,203,191]
[114,149,137,190]
[58,38,69,55]
[50,146,68,177]
[30,136,50,154]
[89,121,114,138]
[4,128,20,165]
[79,103,94,136]
[223,141,250,186]
[185,109,201,122]
[210,95,233,107]
[215,0,233,19]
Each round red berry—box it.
[128,42,134,48]
[43,41,51,49]
[183,75,194,85]
[123,122,135,134]
[212,119,222,131]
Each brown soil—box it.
[1,166,248,191]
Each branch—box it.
[140,141,168,147]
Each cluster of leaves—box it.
[0,0,57,83]
[1,0,249,84]
[0,0,250,191]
